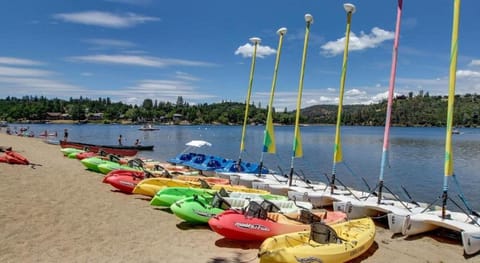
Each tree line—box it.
[0,93,479,127]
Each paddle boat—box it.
[168,140,212,165]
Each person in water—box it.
[63,129,68,142]
[134,139,140,146]
[118,135,123,145]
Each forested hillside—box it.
[1,93,479,127]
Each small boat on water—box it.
[452,128,461,134]
[138,124,159,131]
[39,130,58,137]
[60,140,153,157]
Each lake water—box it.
[5,123,480,211]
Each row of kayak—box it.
[60,147,376,263]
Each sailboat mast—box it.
[330,4,355,194]
[378,0,403,204]
[259,28,287,177]
[238,37,261,167]
[289,14,313,186]
[443,0,461,219]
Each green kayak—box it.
[97,161,141,175]
[151,186,288,208]
[150,187,217,207]
[61,147,84,157]
[170,193,227,224]
[170,189,291,224]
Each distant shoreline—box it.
[3,120,474,130]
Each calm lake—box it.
[6,123,480,211]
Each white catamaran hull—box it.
[401,210,480,255]
[217,172,286,188]
[289,187,364,208]
[333,198,426,234]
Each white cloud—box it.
[84,38,136,49]
[370,91,391,103]
[0,57,91,98]
[0,66,52,77]
[469,60,480,67]
[68,54,214,67]
[345,89,366,96]
[53,11,159,28]
[175,71,200,81]
[0,76,88,99]
[234,43,276,58]
[252,87,399,110]
[321,27,394,56]
[457,70,480,78]
[0,57,43,66]
[118,79,216,105]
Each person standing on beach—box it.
[118,135,123,145]
[63,129,68,141]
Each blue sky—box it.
[0,0,479,111]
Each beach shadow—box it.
[214,238,262,250]
[134,196,152,202]
[207,252,257,263]
[109,189,132,195]
[372,216,390,229]
[347,241,379,263]
[401,229,463,254]
[464,250,480,259]
[176,221,211,231]
[400,229,476,259]
[390,232,404,239]
[430,228,461,242]
[403,229,460,244]
[152,207,173,214]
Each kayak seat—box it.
[211,193,232,210]
[298,209,323,224]
[245,201,268,219]
[260,200,281,213]
[310,222,340,244]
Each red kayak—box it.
[208,202,347,241]
[0,151,30,165]
[103,170,147,194]
[76,151,97,160]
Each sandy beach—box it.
[0,132,476,263]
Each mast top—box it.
[249,37,261,44]
[344,3,356,14]
[277,27,287,35]
[304,14,313,24]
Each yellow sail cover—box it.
[444,0,460,177]
[263,111,276,153]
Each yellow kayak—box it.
[132,177,270,197]
[258,217,375,263]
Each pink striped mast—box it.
[376,0,403,204]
